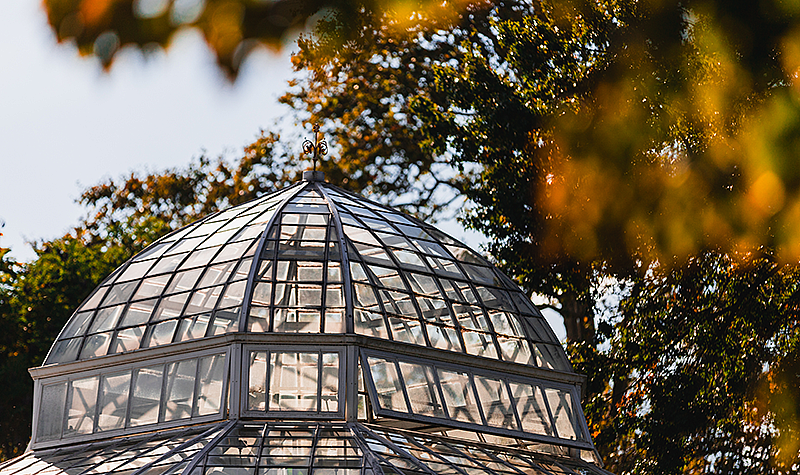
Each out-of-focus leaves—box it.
[43,0,473,77]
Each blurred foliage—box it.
[576,250,800,472]
[27,0,800,471]
[0,227,139,459]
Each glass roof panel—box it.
[45,185,302,365]
[46,179,570,372]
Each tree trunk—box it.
[560,291,595,344]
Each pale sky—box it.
[1,0,297,262]
[0,1,566,340]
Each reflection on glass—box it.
[367,357,407,412]
[545,388,579,440]
[130,365,164,426]
[98,371,130,431]
[37,382,67,441]
[270,352,318,411]
[163,359,198,421]
[438,370,481,424]
[65,376,99,437]
[509,382,552,436]
[399,362,444,418]
[473,375,518,430]
[195,354,226,416]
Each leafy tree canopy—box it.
[23,0,800,472]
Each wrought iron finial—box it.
[302,124,328,171]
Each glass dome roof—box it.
[46,178,568,371]
[9,173,610,475]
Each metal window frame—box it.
[31,345,231,450]
[359,349,594,450]
[240,344,347,419]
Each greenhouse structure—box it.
[0,171,612,475]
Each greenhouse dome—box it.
[0,171,611,475]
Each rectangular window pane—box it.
[269,352,318,411]
[65,376,99,437]
[195,354,226,416]
[98,371,131,431]
[354,309,389,341]
[249,351,268,411]
[37,382,67,441]
[366,357,407,413]
[544,388,580,440]
[320,353,340,412]
[130,365,164,426]
[437,370,481,424]
[473,375,518,430]
[509,382,553,437]
[163,359,198,421]
[398,362,444,418]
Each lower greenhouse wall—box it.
[0,421,611,475]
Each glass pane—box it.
[324,310,345,333]
[209,307,240,335]
[462,331,499,359]
[146,320,178,347]
[509,382,553,436]
[195,354,226,416]
[544,388,580,440]
[37,382,67,441]
[130,365,164,426]
[120,298,158,326]
[111,326,145,353]
[498,337,534,365]
[320,353,340,412]
[274,308,321,333]
[426,324,462,352]
[251,282,272,307]
[325,285,344,307]
[167,268,203,293]
[98,371,131,431]
[80,331,113,359]
[387,317,425,346]
[198,261,237,288]
[367,357,407,412]
[101,281,139,307]
[248,351,268,411]
[219,280,247,308]
[176,314,211,341]
[163,359,198,421]
[65,376,99,437]
[48,337,82,364]
[185,285,224,314]
[61,311,94,339]
[473,375,518,430]
[152,292,190,321]
[437,370,481,424]
[89,305,125,333]
[133,275,170,300]
[269,352,318,411]
[398,362,444,418]
[354,310,388,339]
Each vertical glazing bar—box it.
[238,182,307,333]
[316,183,355,333]
[228,344,240,418]
[345,346,358,421]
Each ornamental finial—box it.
[302,124,328,172]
